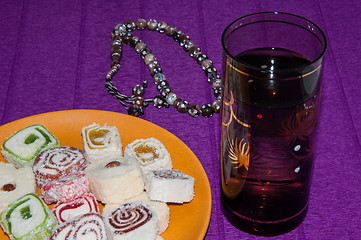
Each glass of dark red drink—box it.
[220,12,327,236]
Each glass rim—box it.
[221,11,328,72]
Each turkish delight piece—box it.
[41,172,89,204]
[50,212,107,240]
[0,193,57,240]
[82,123,122,163]
[33,146,87,188]
[52,193,99,224]
[0,162,36,212]
[124,138,172,175]
[145,169,194,203]
[104,201,158,240]
[85,157,144,204]
[1,124,59,168]
[102,192,169,234]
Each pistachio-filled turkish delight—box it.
[1,124,59,168]
[0,193,57,240]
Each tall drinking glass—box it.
[220,12,327,236]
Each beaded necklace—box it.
[105,18,222,117]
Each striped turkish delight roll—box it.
[33,146,87,188]
[124,138,172,175]
[85,157,144,204]
[0,193,57,240]
[145,169,195,203]
[82,123,122,163]
[102,192,169,235]
[41,172,89,204]
[50,212,107,240]
[1,124,60,168]
[0,162,37,212]
[52,193,99,224]
[105,201,158,240]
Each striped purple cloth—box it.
[0,0,360,239]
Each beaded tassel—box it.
[105,19,222,117]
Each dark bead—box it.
[111,44,122,56]
[144,54,156,65]
[165,25,176,36]
[207,72,220,83]
[132,96,144,106]
[135,42,146,54]
[125,20,136,31]
[114,24,127,35]
[135,18,147,30]
[110,60,119,68]
[189,46,201,58]
[153,73,166,84]
[148,60,160,72]
[157,21,167,33]
[205,66,217,76]
[173,98,182,108]
[111,51,121,60]
[153,95,166,108]
[156,80,168,90]
[173,29,183,42]
[212,79,222,89]
[166,92,178,105]
[188,104,201,117]
[196,53,207,64]
[129,36,141,48]
[177,100,189,113]
[123,32,133,44]
[160,86,172,98]
[111,59,120,68]
[128,105,143,117]
[201,104,214,117]
[147,19,158,31]
[213,87,222,97]
[201,59,213,71]
[179,34,190,47]
[150,66,162,77]
[132,84,145,97]
[111,32,121,43]
[192,51,202,61]
[140,48,152,59]
[212,100,221,113]
[183,40,194,52]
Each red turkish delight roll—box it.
[52,193,99,224]
[41,172,89,204]
[50,212,107,240]
[33,146,88,188]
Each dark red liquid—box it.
[221,47,321,236]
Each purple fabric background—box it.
[1,0,360,239]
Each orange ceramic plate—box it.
[0,109,211,240]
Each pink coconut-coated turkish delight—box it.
[41,172,89,204]
[52,193,99,224]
